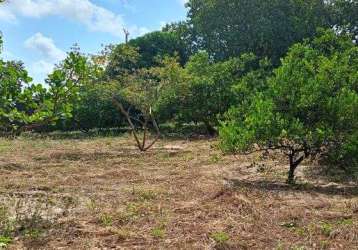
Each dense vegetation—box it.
[0,0,357,182]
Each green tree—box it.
[105,44,140,81]
[162,21,198,61]
[69,83,125,132]
[186,0,330,63]
[0,60,47,136]
[112,68,162,151]
[0,46,93,136]
[219,30,358,184]
[158,52,265,135]
[128,31,188,67]
[328,0,358,39]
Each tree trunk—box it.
[204,122,217,136]
[287,152,305,185]
[287,163,297,185]
[112,97,161,152]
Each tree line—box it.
[0,0,357,183]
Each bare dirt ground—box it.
[0,134,357,249]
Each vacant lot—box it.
[0,134,357,249]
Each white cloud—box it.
[0,0,149,37]
[0,7,16,22]
[30,60,54,76]
[25,33,66,62]
[24,33,66,83]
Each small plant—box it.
[151,227,165,239]
[132,187,158,201]
[320,222,333,237]
[210,231,230,245]
[337,219,353,226]
[0,235,11,249]
[209,154,221,164]
[99,213,113,227]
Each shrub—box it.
[220,30,358,184]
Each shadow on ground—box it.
[227,178,358,196]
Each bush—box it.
[220,30,358,183]
[155,52,265,135]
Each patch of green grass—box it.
[151,227,165,238]
[337,218,353,226]
[131,187,158,201]
[0,235,12,249]
[294,227,307,237]
[209,154,221,164]
[210,231,230,245]
[319,222,333,237]
[99,213,113,227]
[24,228,43,239]
[114,203,141,225]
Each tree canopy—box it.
[186,0,330,63]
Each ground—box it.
[0,133,357,249]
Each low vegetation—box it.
[0,135,357,249]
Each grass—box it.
[0,134,357,249]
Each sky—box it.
[0,0,188,83]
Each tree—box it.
[186,0,330,63]
[105,44,140,81]
[52,47,126,132]
[219,30,358,184]
[159,52,265,135]
[0,45,92,136]
[69,83,125,132]
[0,60,47,136]
[128,31,188,67]
[328,0,358,40]
[106,31,189,82]
[112,68,162,151]
[162,21,198,61]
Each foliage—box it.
[105,44,140,81]
[210,231,230,245]
[0,60,47,136]
[186,0,330,63]
[328,0,358,39]
[69,83,125,132]
[219,30,358,183]
[154,52,267,134]
[128,31,189,67]
[0,45,91,136]
[112,67,163,151]
[162,21,198,60]
[106,31,188,81]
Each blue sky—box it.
[0,0,188,83]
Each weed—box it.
[337,219,353,226]
[99,213,113,227]
[209,154,221,164]
[110,227,132,240]
[131,187,158,201]
[0,235,11,249]
[151,227,165,238]
[210,231,230,245]
[86,198,98,212]
[320,222,333,237]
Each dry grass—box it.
[0,134,357,249]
